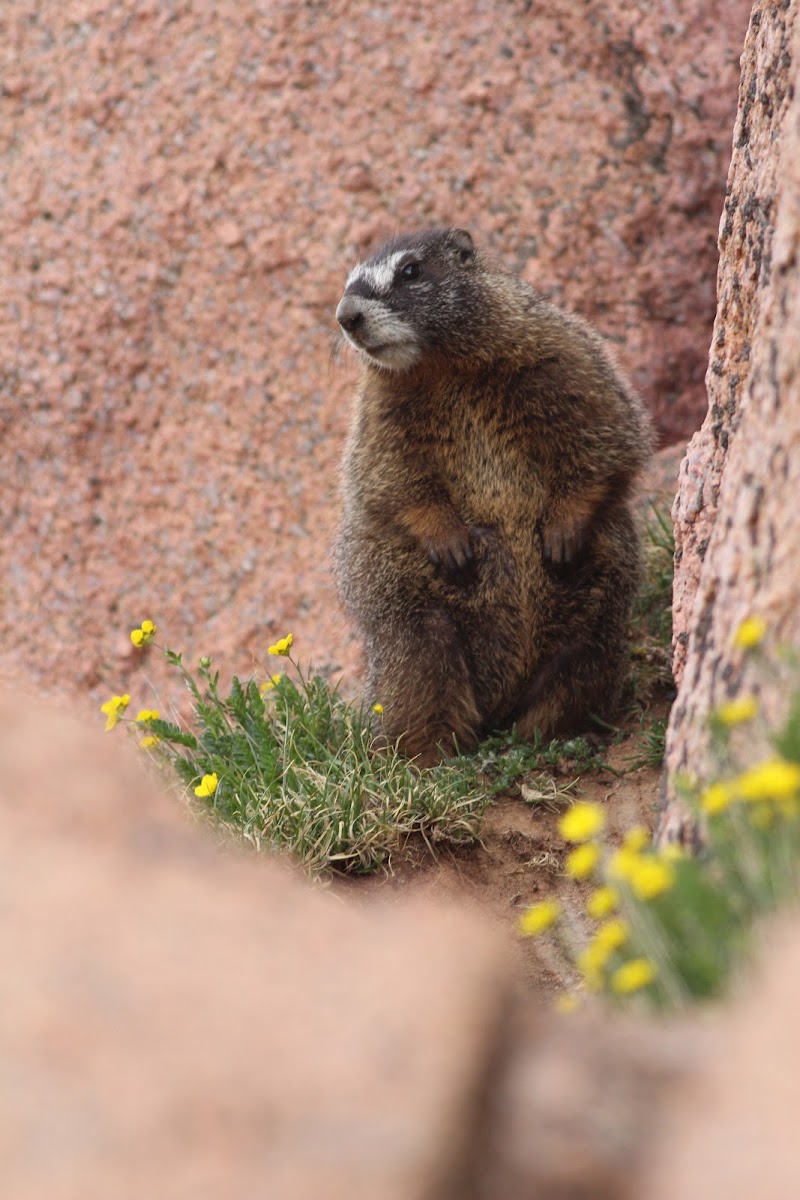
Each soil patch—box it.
[336,704,668,996]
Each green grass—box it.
[110,635,589,875]
[623,714,668,771]
[455,725,599,792]
[634,503,675,646]
[628,503,676,706]
[134,650,497,874]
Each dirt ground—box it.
[336,700,669,996]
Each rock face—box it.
[644,917,800,1200]
[0,0,750,713]
[11,686,800,1197]
[0,686,718,1199]
[0,690,514,1200]
[665,0,800,819]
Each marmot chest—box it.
[426,399,544,524]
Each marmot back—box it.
[334,227,652,764]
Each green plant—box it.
[628,503,676,704]
[634,502,675,645]
[624,714,668,771]
[519,618,800,1011]
[102,623,490,875]
[454,725,601,795]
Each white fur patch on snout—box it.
[338,295,421,371]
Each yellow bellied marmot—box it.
[334,226,652,764]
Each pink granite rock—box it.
[671,0,799,685]
[644,916,800,1200]
[664,0,800,829]
[0,691,699,1200]
[0,690,513,1200]
[12,689,800,1199]
[0,0,750,716]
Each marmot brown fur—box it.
[334,226,651,764]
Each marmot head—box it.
[336,227,480,372]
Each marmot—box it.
[334,226,651,765]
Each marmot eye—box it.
[400,262,421,281]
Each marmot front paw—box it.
[424,524,491,573]
[542,519,587,564]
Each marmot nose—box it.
[336,297,365,335]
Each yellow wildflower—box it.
[594,917,629,953]
[623,826,650,853]
[701,780,735,815]
[139,735,160,749]
[578,918,629,987]
[260,673,283,694]
[661,842,688,861]
[586,886,619,920]
[559,801,605,843]
[565,842,600,880]
[607,846,640,883]
[517,898,561,936]
[733,616,766,650]
[717,695,759,726]
[735,758,800,802]
[627,856,675,901]
[136,708,160,723]
[130,619,157,648]
[577,942,610,988]
[194,772,219,798]
[611,957,656,994]
[100,693,130,732]
[268,633,294,657]
[372,703,384,714]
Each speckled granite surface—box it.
[0,1,750,714]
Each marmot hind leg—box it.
[509,636,628,742]
[367,607,481,766]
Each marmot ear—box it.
[450,228,475,263]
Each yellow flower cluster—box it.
[268,633,294,657]
[578,918,629,989]
[733,615,766,650]
[701,756,800,818]
[586,885,619,920]
[372,703,384,715]
[578,914,659,995]
[565,842,600,880]
[560,803,623,883]
[608,848,675,900]
[521,801,667,996]
[560,801,605,843]
[194,772,219,798]
[716,695,759,726]
[611,957,656,994]
[134,709,161,748]
[517,898,561,936]
[100,693,130,731]
[622,826,650,853]
[130,619,157,648]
